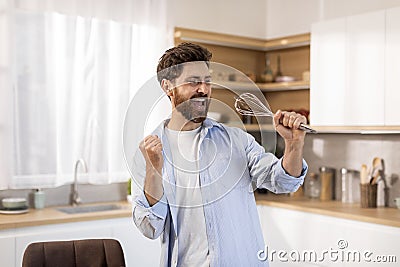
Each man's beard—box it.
[174,93,210,123]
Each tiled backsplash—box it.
[303,133,400,207]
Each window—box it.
[4,8,171,188]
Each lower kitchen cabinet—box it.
[0,230,16,267]
[257,205,400,267]
[112,217,161,266]
[1,217,160,267]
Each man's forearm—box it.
[282,140,304,177]
[144,166,164,206]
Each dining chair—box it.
[22,238,126,267]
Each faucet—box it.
[70,159,87,206]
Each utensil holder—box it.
[360,184,377,208]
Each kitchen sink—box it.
[56,204,124,214]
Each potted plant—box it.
[127,178,133,203]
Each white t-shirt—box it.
[165,126,210,267]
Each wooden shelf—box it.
[264,33,310,51]
[175,27,310,51]
[257,80,310,91]
[175,27,266,51]
[212,80,309,92]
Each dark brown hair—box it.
[157,42,212,83]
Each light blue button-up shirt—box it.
[132,118,307,267]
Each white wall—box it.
[265,0,400,39]
[170,0,267,38]
[266,0,322,39]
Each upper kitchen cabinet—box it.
[174,27,310,126]
[311,9,400,131]
[346,10,385,126]
[385,6,400,126]
[310,17,346,126]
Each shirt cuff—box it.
[135,191,168,220]
[278,157,308,179]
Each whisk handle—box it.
[299,123,317,134]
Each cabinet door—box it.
[0,230,15,267]
[385,6,400,125]
[261,206,400,267]
[310,18,346,126]
[346,10,385,126]
[112,217,161,267]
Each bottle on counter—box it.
[274,55,283,81]
[260,54,274,83]
[33,188,45,209]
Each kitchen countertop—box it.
[1,195,399,231]
[0,201,132,230]
[255,192,400,228]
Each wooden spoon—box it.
[370,157,381,184]
[370,171,380,184]
[360,164,368,184]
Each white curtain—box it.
[0,0,173,189]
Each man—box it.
[132,42,308,266]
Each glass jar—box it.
[306,173,320,199]
[341,168,360,203]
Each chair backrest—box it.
[22,238,126,267]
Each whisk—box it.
[234,93,316,134]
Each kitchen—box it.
[1,0,400,266]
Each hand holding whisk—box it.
[234,93,316,134]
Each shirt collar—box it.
[162,117,223,131]
[202,117,223,129]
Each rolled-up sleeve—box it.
[133,191,168,239]
[242,129,307,194]
[266,157,307,193]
